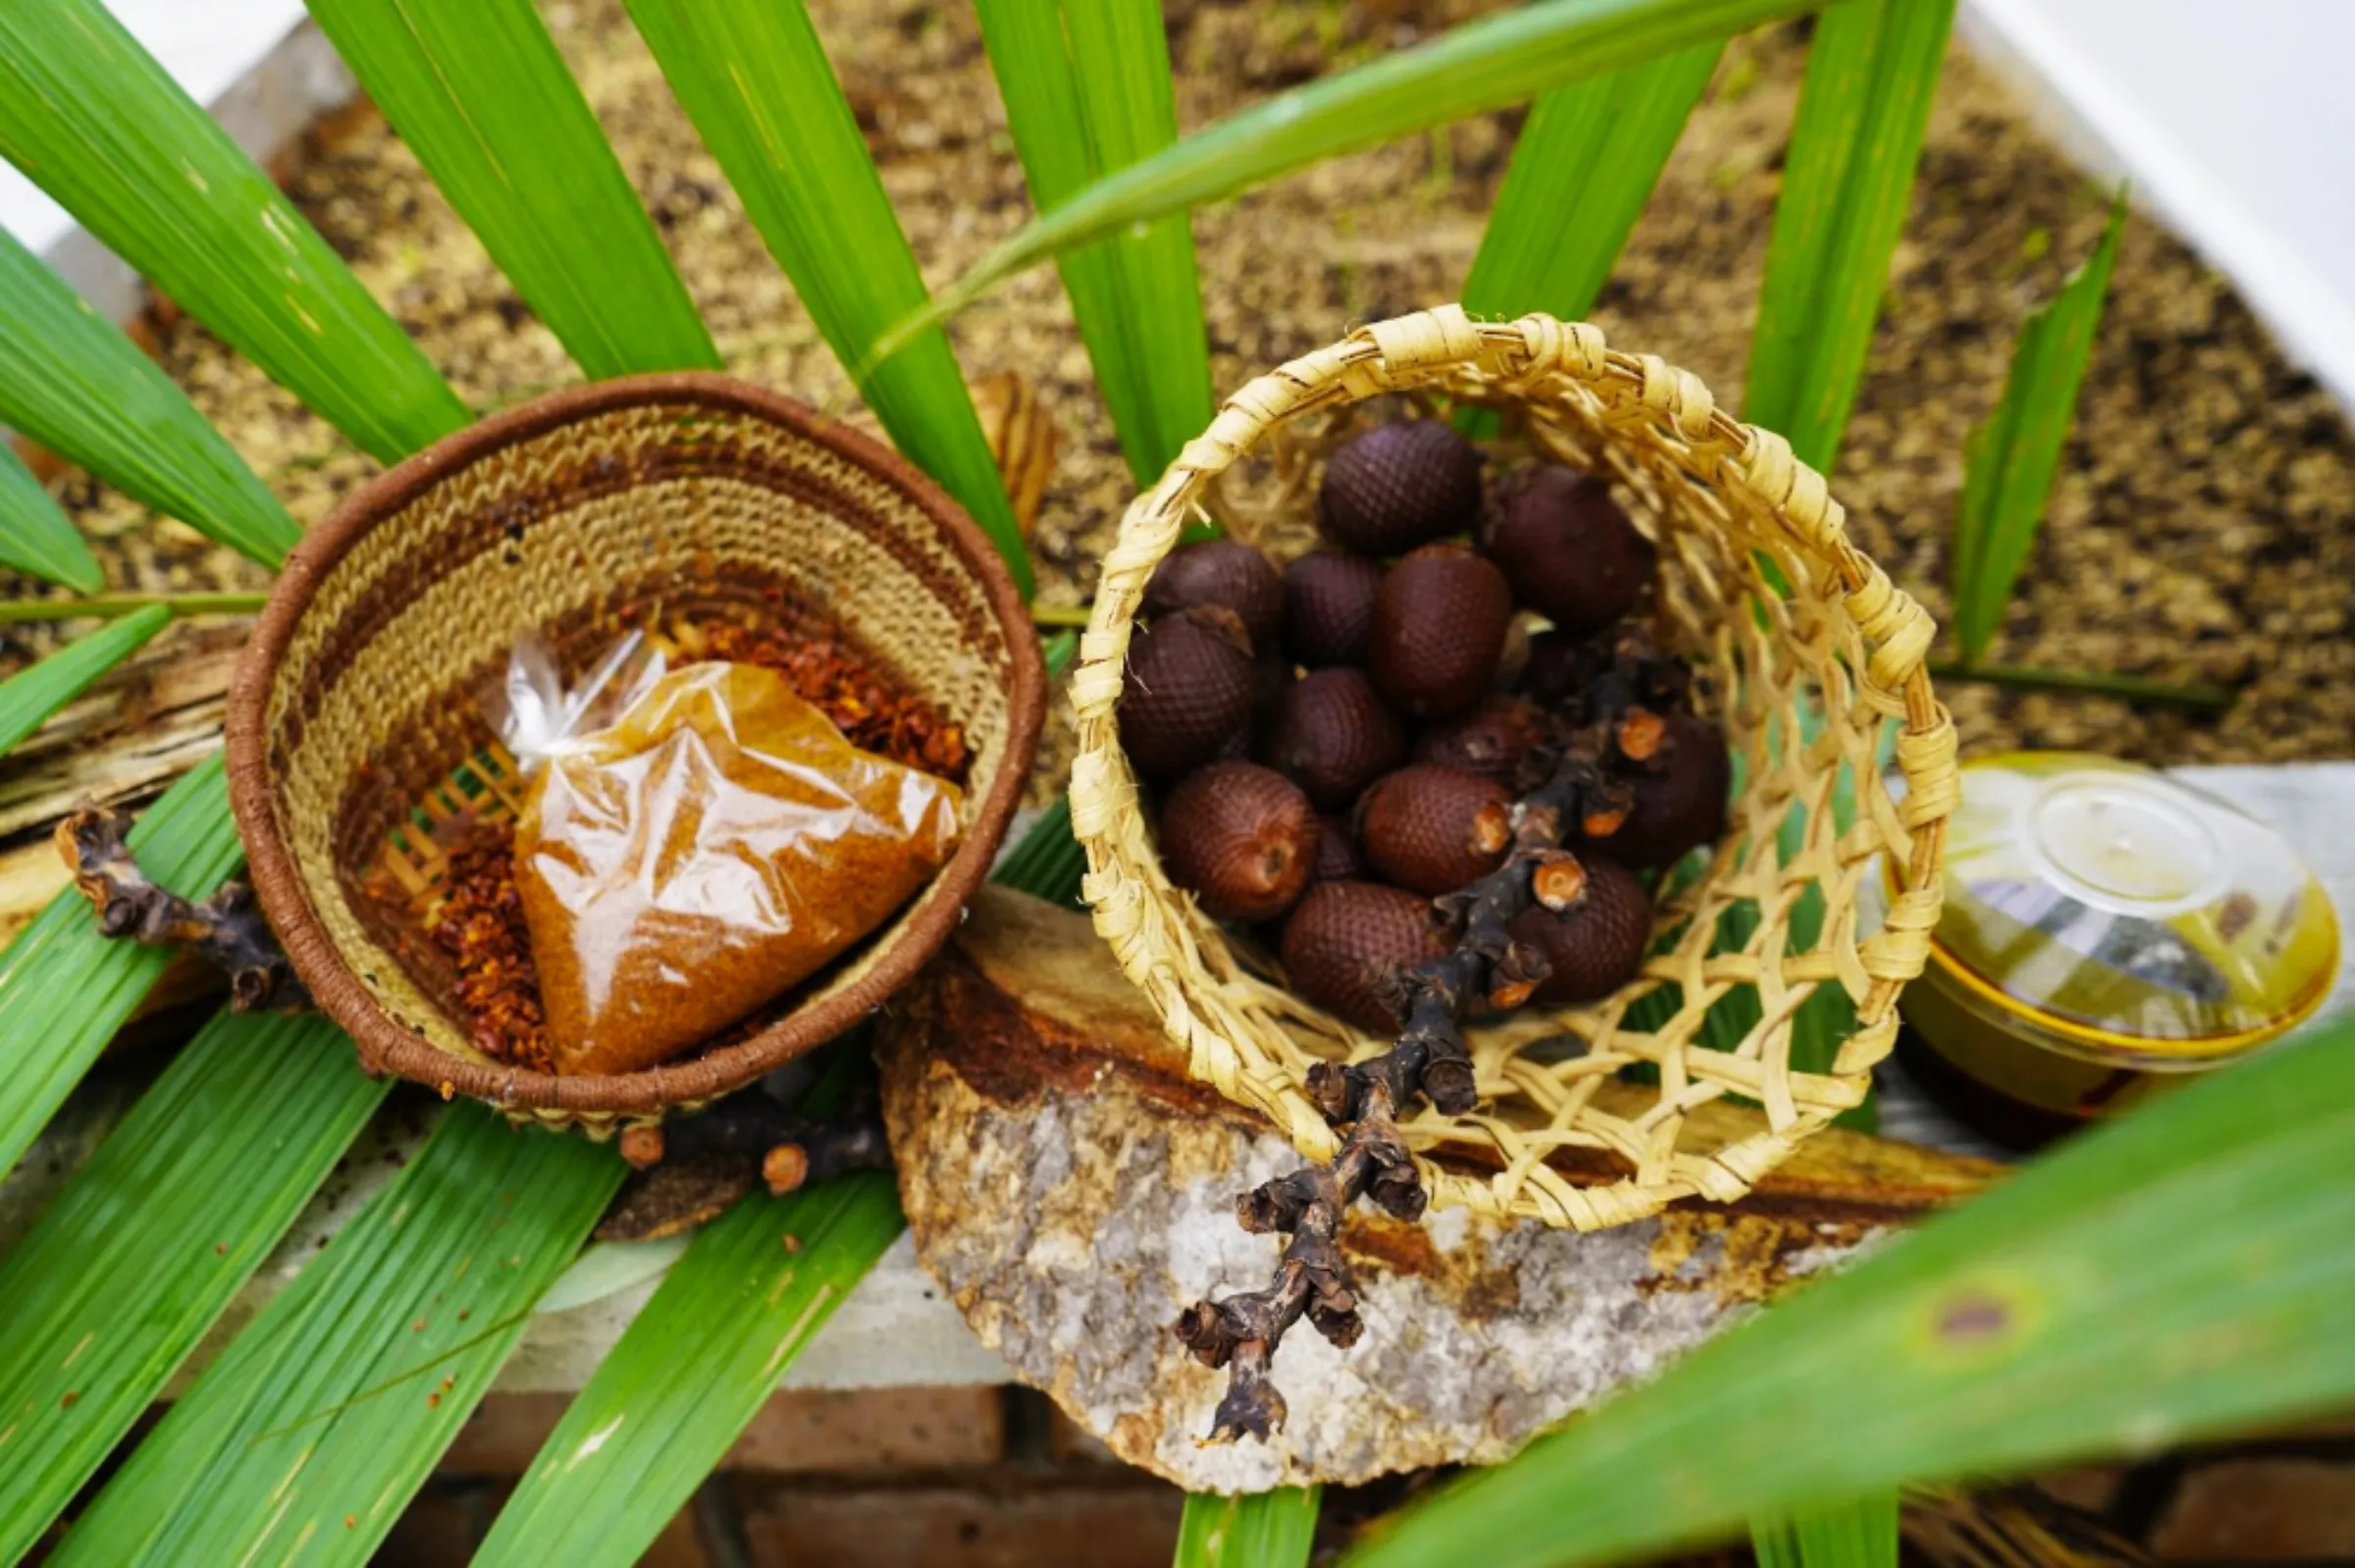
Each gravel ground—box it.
[19,0,2353,770]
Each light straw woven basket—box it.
[228,374,1044,1135]
[1070,306,1959,1229]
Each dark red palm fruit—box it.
[1410,695,1550,788]
[1120,605,1256,778]
[1479,465,1657,633]
[1281,550,1383,667]
[1318,419,1483,556]
[1158,761,1320,922]
[1595,709,1731,869]
[1507,854,1653,1004]
[1312,816,1363,883]
[1368,545,1513,718]
[1281,880,1449,1033]
[1259,666,1407,811]
[1356,765,1515,897]
[1142,540,1283,655]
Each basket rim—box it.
[1067,305,1960,1228]
[226,371,1046,1119]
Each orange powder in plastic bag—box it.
[514,661,963,1075]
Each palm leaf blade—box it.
[0,0,468,462]
[0,758,244,1173]
[0,605,170,758]
[0,1016,386,1562]
[1744,0,1955,472]
[0,441,100,592]
[59,1104,621,1566]
[977,0,1213,483]
[1953,196,2126,660]
[0,229,300,566]
[1175,1488,1322,1568]
[1345,1018,2355,1568]
[1751,1494,1901,1568]
[1462,40,1721,325]
[474,1165,901,1566]
[307,0,721,379]
[876,0,1811,360]
[622,0,1031,591]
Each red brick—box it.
[2153,1459,2355,1559]
[733,1478,1182,1568]
[374,1480,496,1566]
[723,1386,1006,1474]
[1045,1410,1121,1466]
[440,1392,570,1475]
[440,1386,1006,1477]
[642,1505,709,1568]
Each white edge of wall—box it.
[1959,0,2355,412]
[4,17,356,324]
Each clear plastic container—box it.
[1900,752,2338,1123]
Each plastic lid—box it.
[1929,753,2339,1062]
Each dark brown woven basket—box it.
[227,374,1045,1134]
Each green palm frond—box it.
[0,758,244,1173]
[0,605,170,758]
[307,0,722,378]
[58,1104,621,1566]
[622,0,1032,591]
[1175,1488,1322,1568]
[1952,194,2126,662]
[873,0,1810,360]
[1348,1017,2355,1568]
[0,439,100,593]
[977,0,1213,483]
[1462,40,1721,325]
[1744,0,1955,472]
[0,1016,386,1562]
[0,229,298,567]
[0,0,469,461]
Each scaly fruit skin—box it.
[1159,761,1320,922]
[1120,605,1256,779]
[1597,709,1731,869]
[1368,545,1513,718]
[1356,764,1514,897]
[1480,465,1656,633]
[1143,540,1284,655]
[1411,695,1550,789]
[1260,666,1407,811]
[1508,854,1653,1004]
[1311,815,1363,883]
[1281,879,1448,1033]
[1281,550,1383,667]
[1318,419,1483,556]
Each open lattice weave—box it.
[1070,306,1960,1229]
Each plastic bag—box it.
[506,656,964,1076]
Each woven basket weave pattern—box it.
[232,378,1041,1132]
[1070,307,1959,1228]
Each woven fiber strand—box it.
[1070,307,1957,1229]
[228,375,1044,1134]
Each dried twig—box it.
[600,1088,894,1241]
[1173,727,1643,1443]
[57,805,311,1013]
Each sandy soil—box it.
[21,0,2354,769]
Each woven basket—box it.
[1070,306,1959,1229]
[227,374,1045,1134]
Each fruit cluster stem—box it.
[1173,732,1633,1443]
[58,805,311,1013]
